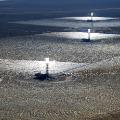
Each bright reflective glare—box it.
[43,32,120,40]
[15,18,120,28]
[1,57,120,75]
[58,17,118,21]
[0,59,87,74]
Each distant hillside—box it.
[2,0,120,10]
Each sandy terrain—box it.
[0,34,120,119]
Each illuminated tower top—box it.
[91,12,94,21]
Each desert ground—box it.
[0,32,120,119]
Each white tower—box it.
[45,58,50,75]
[90,12,94,21]
[88,29,91,40]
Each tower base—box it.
[87,20,93,22]
[34,73,51,80]
[82,38,91,42]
